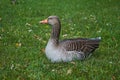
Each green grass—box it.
[0,0,120,80]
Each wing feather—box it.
[59,38,101,54]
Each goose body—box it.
[40,16,101,62]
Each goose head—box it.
[40,16,60,26]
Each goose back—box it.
[59,38,101,56]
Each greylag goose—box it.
[40,16,101,62]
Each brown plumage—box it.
[60,38,100,57]
[39,16,101,62]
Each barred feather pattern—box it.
[59,38,101,58]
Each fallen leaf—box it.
[41,48,45,53]
[70,61,76,65]
[10,64,14,70]
[63,34,67,37]
[112,75,116,80]
[15,43,22,47]
[25,23,31,26]
[52,69,55,72]
[2,28,4,32]
[28,29,32,32]
[11,0,16,5]
[34,35,42,41]
[112,37,116,41]
[0,17,2,21]
[67,68,72,75]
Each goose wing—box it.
[60,38,101,53]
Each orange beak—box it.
[39,19,48,24]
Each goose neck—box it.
[50,23,61,44]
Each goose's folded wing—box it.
[59,38,101,53]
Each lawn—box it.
[0,0,120,80]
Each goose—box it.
[39,16,101,62]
